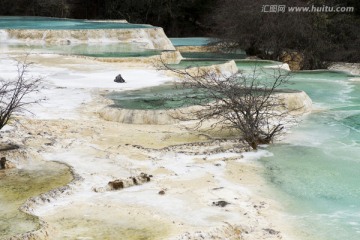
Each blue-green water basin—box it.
[166,59,282,70]
[171,37,246,60]
[0,16,151,30]
[181,52,246,60]
[236,60,288,71]
[259,70,360,240]
[107,60,293,110]
[107,84,207,110]
[4,43,162,58]
[167,59,227,69]
[170,37,215,47]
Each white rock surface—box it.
[328,62,360,76]
[4,28,175,50]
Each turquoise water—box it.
[170,37,215,46]
[168,59,227,69]
[108,60,293,110]
[167,59,282,70]
[181,52,246,60]
[236,60,286,72]
[170,37,246,60]
[107,84,208,110]
[0,17,162,58]
[260,70,360,239]
[0,16,151,29]
[4,43,162,58]
[107,61,297,110]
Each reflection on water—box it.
[0,162,72,239]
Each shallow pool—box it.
[0,16,151,30]
[170,37,215,46]
[0,161,72,239]
[4,42,163,58]
[107,84,206,110]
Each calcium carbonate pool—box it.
[0,16,166,58]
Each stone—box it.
[212,200,230,207]
[139,172,152,182]
[114,74,125,83]
[107,173,153,191]
[108,180,124,190]
[280,51,304,71]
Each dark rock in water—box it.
[114,74,125,83]
[212,200,230,207]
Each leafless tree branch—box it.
[157,59,293,150]
[0,58,44,132]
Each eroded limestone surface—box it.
[5,28,175,50]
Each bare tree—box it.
[159,63,291,150]
[0,59,43,131]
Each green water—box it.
[259,70,360,239]
[4,43,162,58]
[108,60,293,110]
[168,59,227,69]
[170,37,215,46]
[0,16,151,29]
[181,52,246,60]
[107,84,209,110]
[236,59,287,72]
[170,38,246,60]
[0,162,73,239]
